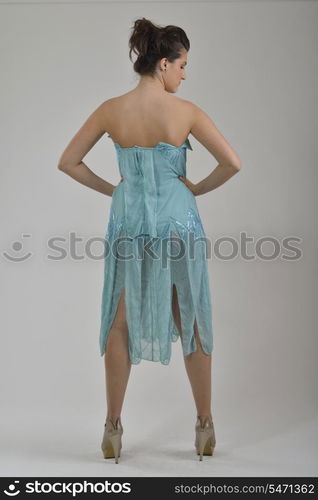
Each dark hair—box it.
[128,18,190,76]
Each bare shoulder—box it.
[97,96,123,129]
[100,90,136,108]
[177,99,215,127]
[98,96,119,113]
[167,94,195,113]
[167,96,215,131]
[165,95,196,130]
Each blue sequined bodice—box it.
[106,137,206,240]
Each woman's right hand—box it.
[178,176,199,196]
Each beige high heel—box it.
[101,417,123,464]
[195,416,216,461]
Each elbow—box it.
[223,154,242,172]
[233,161,242,172]
[57,153,71,171]
[58,163,70,172]
[58,163,79,176]
[230,156,242,172]
[223,161,241,173]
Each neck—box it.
[135,74,166,93]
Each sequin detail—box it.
[105,207,205,242]
[169,209,206,239]
[105,210,124,241]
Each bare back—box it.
[103,91,194,148]
[58,88,241,171]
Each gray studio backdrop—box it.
[1,0,317,477]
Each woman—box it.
[58,18,241,463]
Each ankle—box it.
[197,413,213,422]
[106,414,121,423]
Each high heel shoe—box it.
[195,416,216,461]
[101,416,123,464]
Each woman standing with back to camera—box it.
[58,18,241,463]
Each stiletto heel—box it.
[101,417,123,464]
[195,416,216,461]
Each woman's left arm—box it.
[57,100,119,197]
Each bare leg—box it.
[172,284,213,421]
[104,287,131,422]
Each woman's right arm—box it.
[184,103,242,196]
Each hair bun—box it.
[128,18,189,75]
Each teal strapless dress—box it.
[99,136,213,365]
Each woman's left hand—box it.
[178,176,198,196]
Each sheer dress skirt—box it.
[99,211,213,365]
